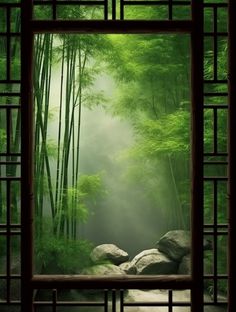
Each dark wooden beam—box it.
[32,20,192,34]
[228,1,236,311]
[32,275,192,289]
[21,0,34,311]
[191,0,204,312]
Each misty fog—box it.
[35,34,190,257]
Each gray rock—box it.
[90,244,129,265]
[81,263,125,275]
[119,261,137,274]
[178,254,191,274]
[130,249,178,275]
[157,230,212,261]
[157,230,190,261]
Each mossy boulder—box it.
[90,244,129,265]
[130,249,178,275]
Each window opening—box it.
[33,33,191,276]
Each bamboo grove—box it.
[34,34,107,241]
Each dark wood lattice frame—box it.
[0,0,235,311]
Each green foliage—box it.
[204,39,227,81]
[77,174,106,202]
[56,6,103,20]
[45,139,58,159]
[35,233,94,274]
[82,90,108,110]
[101,34,192,230]
[0,9,6,32]
[0,128,6,152]
[130,110,190,159]
[33,33,110,242]
[66,174,106,223]
[105,34,189,118]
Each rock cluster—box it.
[83,230,212,276]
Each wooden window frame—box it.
[17,0,235,311]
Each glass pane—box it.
[0,109,6,153]
[0,236,6,274]
[10,181,21,224]
[173,289,190,301]
[0,279,7,302]
[0,9,6,33]
[10,8,21,33]
[217,235,227,275]
[10,37,21,80]
[173,5,190,20]
[0,95,20,106]
[204,37,214,80]
[11,235,21,274]
[204,8,213,33]
[204,163,227,177]
[0,164,20,178]
[0,305,20,312]
[0,181,6,224]
[57,6,104,20]
[0,37,7,80]
[217,109,227,153]
[204,83,228,94]
[0,84,20,94]
[204,109,214,153]
[204,250,213,275]
[217,279,228,301]
[204,0,228,3]
[217,8,228,32]
[33,34,191,275]
[125,6,168,20]
[217,38,227,81]
[10,279,21,301]
[204,181,213,224]
[33,5,52,20]
[204,95,227,106]
[10,108,21,153]
[217,181,227,224]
